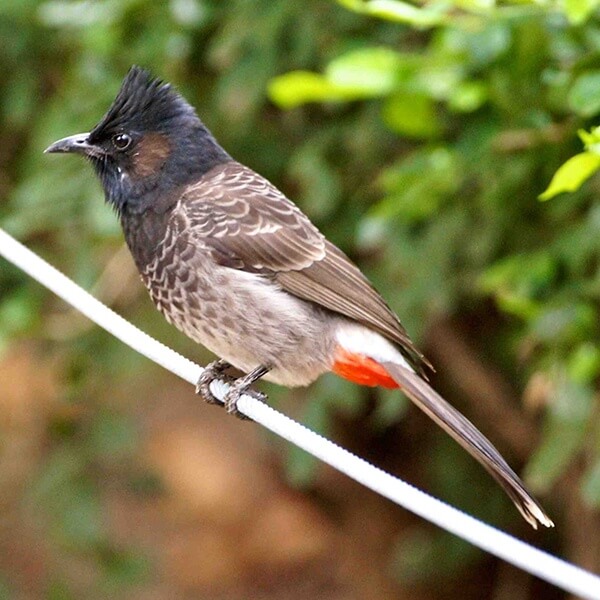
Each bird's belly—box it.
[143,263,336,387]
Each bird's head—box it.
[45,66,230,214]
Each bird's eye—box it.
[112,133,132,151]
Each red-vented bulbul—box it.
[45,66,553,529]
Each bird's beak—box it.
[44,132,101,157]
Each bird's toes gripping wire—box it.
[196,361,271,421]
[196,359,235,405]
[223,384,265,420]
[223,364,271,420]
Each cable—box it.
[1,226,599,599]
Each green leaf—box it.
[268,71,354,108]
[567,343,600,383]
[568,71,600,117]
[335,0,366,9]
[539,152,600,200]
[382,93,441,138]
[563,0,600,24]
[454,0,494,11]
[269,48,405,108]
[268,68,395,109]
[326,47,403,95]
[447,81,488,113]
[577,126,600,149]
[0,579,14,600]
[366,0,446,27]
[336,0,446,27]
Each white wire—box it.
[1,225,599,599]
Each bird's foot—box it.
[196,359,235,405]
[223,381,267,421]
[223,364,271,420]
[197,362,270,421]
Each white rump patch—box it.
[336,323,414,372]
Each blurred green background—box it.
[1,0,600,598]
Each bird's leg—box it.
[223,364,271,419]
[196,359,235,405]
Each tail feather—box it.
[382,361,553,529]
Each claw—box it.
[196,359,234,405]
[223,384,266,420]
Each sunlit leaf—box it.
[454,0,494,11]
[268,71,371,108]
[269,47,408,108]
[382,93,441,138]
[563,0,600,24]
[326,47,403,94]
[38,0,123,27]
[448,80,488,112]
[170,0,207,26]
[336,0,447,27]
[577,126,600,149]
[539,152,600,200]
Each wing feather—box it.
[180,161,431,374]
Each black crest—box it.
[89,66,197,141]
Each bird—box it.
[45,65,553,529]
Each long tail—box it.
[381,361,553,529]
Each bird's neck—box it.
[119,186,179,272]
[180,123,232,180]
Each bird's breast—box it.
[140,235,337,387]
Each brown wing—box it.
[181,161,431,374]
[276,242,430,372]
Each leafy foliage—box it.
[268,5,600,516]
